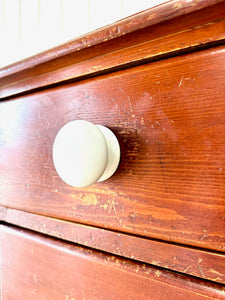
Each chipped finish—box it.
[1,1,225,98]
[1,225,225,299]
[73,193,98,206]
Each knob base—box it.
[97,125,120,182]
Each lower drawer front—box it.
[0,46,225,252]
[1,225,224,300]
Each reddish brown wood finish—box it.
[1,225,225,300]
[0,0,225,99]
[0,46,225,252]
[1,207,224,284]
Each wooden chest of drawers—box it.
[1,0,225,299]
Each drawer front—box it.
[1,225,225,300]
[0,46,225,251]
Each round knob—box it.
[52,120,120,187]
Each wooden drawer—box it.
[0,46,225,252]
[1,225,224,300]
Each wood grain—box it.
[1,225,225,300]
[1,207,224,284]
[1,0,225,99]
[0,46,224,252]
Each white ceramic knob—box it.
[53,120,120,187]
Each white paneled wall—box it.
[0,0,166,68]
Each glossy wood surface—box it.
[0,46,225,252]
[1,207,224,284]
[1,0,225,99]
[1,225,224,300]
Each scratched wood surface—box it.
[1,0,225,99]
[0,46,225,252]
[1,207,224,284]
[1,225,224,300]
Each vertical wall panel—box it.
[122,0,168,17]
[0,0,5,38]
[38,0,62,50]
[0,0,20,67]
[88,0,122,32]
[20,0,39,59]
[0,0,5,67]
[61,0,89,42]
[0,0,167,68]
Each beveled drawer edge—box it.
[1,206,224,284]
[2,225,225,299]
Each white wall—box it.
[0,0,167,68]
